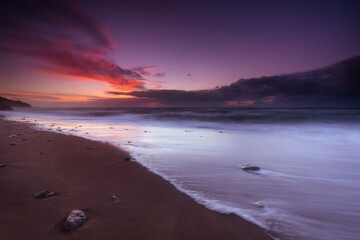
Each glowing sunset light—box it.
[0,0,359,107]
[0,90,103,102]
[226,101,255,107]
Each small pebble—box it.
[241,165,260,171]
[111,195,120,200]
[253,201,265,208]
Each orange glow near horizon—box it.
[226,100,255,106]
[0,90,104,103]
[0,90,136,102]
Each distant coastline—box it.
[0,96,31,111]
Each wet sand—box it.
[0,118,272,240]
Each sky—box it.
[0,0,359,107]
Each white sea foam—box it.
[129,151,270,230]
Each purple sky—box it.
[81,0,360,87]
[0,0,359,106]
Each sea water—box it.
[4,108,360,240]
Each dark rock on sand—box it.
[33,190,57,199]
[0,164,6,168]
[124,157,132,162]
[241,165,260,171]
[63,210,87,231]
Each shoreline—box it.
[0,118,274,240]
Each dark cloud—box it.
[0,0,157,90]
[108,56,360,107]
[107,89,225,101]
[87,97,162,107]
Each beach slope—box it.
[0,119,272,240]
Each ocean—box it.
[4,107,360,240]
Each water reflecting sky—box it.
[5,108,360,240]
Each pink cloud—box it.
[0,0,162,91]
[131,66,166,78]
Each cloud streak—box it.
[131,66,166,78]
[0,0,162,91]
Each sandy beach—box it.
[0,118,272,240]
